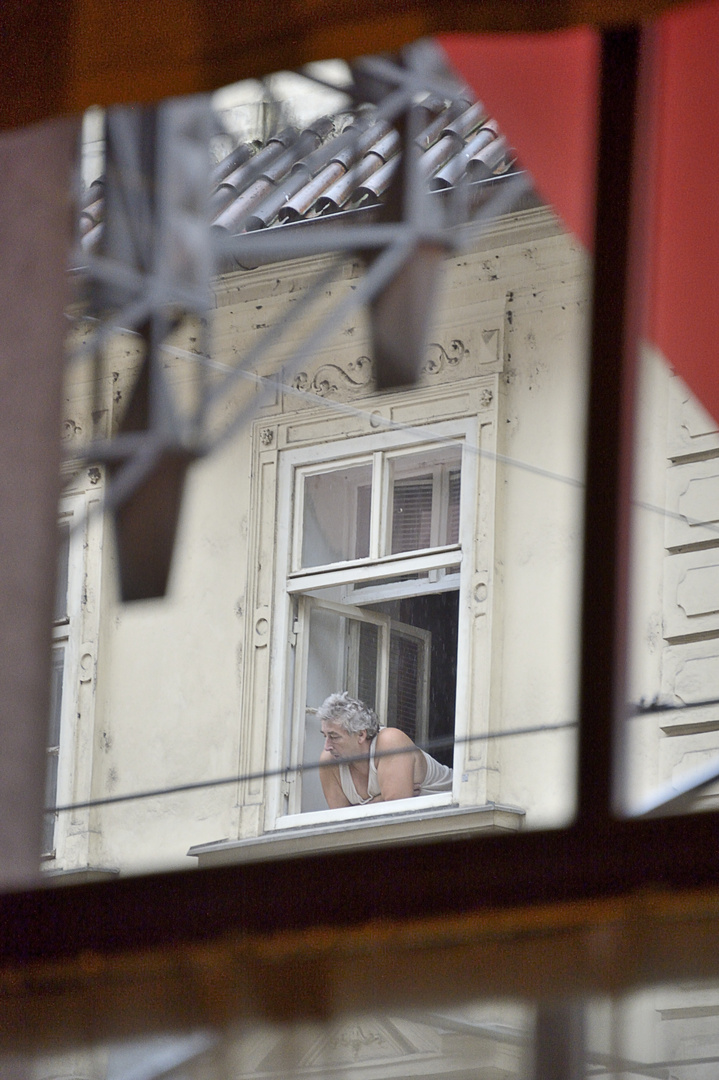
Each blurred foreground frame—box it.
[76,61,464,602]
[3,4,719,1080]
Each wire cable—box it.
[46,721,576,815]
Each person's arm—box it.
[374,727,421,801]
[319,750,352,808]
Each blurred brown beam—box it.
[0,117,80,887]
[2,811,719,1049]
[1,873,719,1052]
[0,0,691,131]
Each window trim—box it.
[248,381,499,834]
[43,483,105,872]
[46,498,86,860]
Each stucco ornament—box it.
[293,356,373,398]
[423,339,469,375]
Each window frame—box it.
[282,594,435,818]
[44,498,86,860]
[11,25,719,1053]
[249,380,499,834]
[42,482,105,871]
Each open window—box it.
[235,379,503,839]
[241,378,504,833]
[296,597,443,812]
[285,439,464,817]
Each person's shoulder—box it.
[375,726,415,749]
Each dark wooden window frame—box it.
[3,24,719,1052]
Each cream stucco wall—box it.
[57,203,717,876]
[53,206,590,875]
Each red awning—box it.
[439,0,719,425]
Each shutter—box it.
[357,621,379,709]
[388,633,421,741]
[391,477,433,552]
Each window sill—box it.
[188,803,525,868]
[41,865,120,885]
[277,792,452,828]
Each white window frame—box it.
[43,479,105,870]
[273,416,483,829]
[46,495,87,859]
[285,595,433,816]
[238,378,501,838]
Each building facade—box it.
[40,86,719,1079]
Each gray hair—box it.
[316,692,380,738]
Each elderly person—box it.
[317,691,453,807]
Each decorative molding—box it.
[479,327,501,366]
[293,355,372,398]
[290,338,478,403]
[61,419,82,441]
[318,1021,401,1063]
[423,338,469,375]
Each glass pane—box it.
[357,621,379,708]
[301,464,373,568]
[389,630,426,743]
[16,1002,534,1080]
[17,979,719,1079]
[392,476,433,551]
[388,446,462,554]
[42,752,59,857]
[48,646,64,748]
[447,468,461,544]
[371,592,457,766]
[302,605,383,812]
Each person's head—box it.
[316,692,380,758]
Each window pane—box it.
[302,605,384,812]
[391,477,433,552]
[447,469,461,545]
[17,1002,534,1080]
[388,632,423,742]
[301,464,373,568]
[48,646,64,748]
[388,446,462,555]
[42,752,59,856]
[371,592,457,766]
[357,622,379,709]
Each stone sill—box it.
[189,803,525,868]
[41,865,120,885]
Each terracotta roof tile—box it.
[210,141,254,185]
[430,120,499,189]
[79,89,528,262]
[413,98,471,151]
[467,134,513,180]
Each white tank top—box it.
[338,732,453,805]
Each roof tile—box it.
[79,88,525,260]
